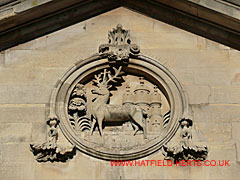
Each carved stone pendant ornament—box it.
[30,117,76,162]
[162,118,208,163]
[30,24,208,161]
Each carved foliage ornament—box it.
[30,24,208,162]
[162,118,208,163]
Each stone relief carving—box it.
[90,66,146,137]
[30,24,208,162]
[99,24,140,65]
[30,117,76,162]
[68,84,91,132]
[162,117,208,163]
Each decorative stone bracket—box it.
[30,116,76,162]
[162,116,208,163]
[99,24,140,65]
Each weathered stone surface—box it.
[2,162,35,180]
[183,85,210,104]
[188,0,240,20]
[232,122,240,161]
[0,143,2,175]
[0,51,4,65]
[0,85,53,104]
[194,123,232,142]
[2,143,34,163]
[0,0,18,7]
[209,86,240,104]
[4,49,85,68]
[194,68,236,86]
[207,144,236,161]
[0,8,15,19]
[10,36,47,50]
[31,122,47,142]
[208,162,239,179]
[0,123,32,143]
[0,7,239,180]
[33,155,106,180]
[232,122,240,141]
[0,67,68,85]
[192,104,240,123]
[0,104,45,123]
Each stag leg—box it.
[131,123,139,136]
[90,118,96,136]
[98,117,104,137]
[95,112,105,137]
[131,109,144,130]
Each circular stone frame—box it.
[49,53,188,160]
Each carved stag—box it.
[90,66,145,136]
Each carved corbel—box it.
[99,24,140,65]
[30,116,76,162]
[162,115,208,163]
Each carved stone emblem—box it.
[162,118,208,163]
[30,24,207,161]
[99,24,140,64]
[30,117,76,162]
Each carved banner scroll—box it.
[30,24,207,162]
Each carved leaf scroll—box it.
[30,117,76,162]
[162,118,208,163]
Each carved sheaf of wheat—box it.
[163,110,170,128]
[78,116,91,132]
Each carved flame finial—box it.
[108,24,130,46]
[99,24,140,65]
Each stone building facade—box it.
[0,1,240,180]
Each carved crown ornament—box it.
[30,24,208,162]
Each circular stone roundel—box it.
[51,25,187,160]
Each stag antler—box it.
[93,66,123,87]
[93,74,102,85]
[106,66,122,84]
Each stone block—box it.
[194,122,232,142]
[0,85,53,104]
[194,68,235,86]
[0,0,17,6]
[0,67,68,86]
[136,31,199,50]
[173,50,229,70]
[171,69,195,85]
[183,85,210,104]
[0,143,2,168]
[2,162,35,180]
[11,36,47,50]
[209,86,240,104]
[45,27,105,52]
[0,51,4,65]
[0,8,15,19]
[231,72,240,85]
[207,144,236,161]
[232,122,240,142]
[2,143,34,163]
[232,122,240,161]
[0,123,32,143]
[31,122,47,142]
[192,104,240,123]
[4,49,79,68]
[33,154,105,180]
[208,162,238,179]
[0,104,46,123]
[140,48,177,69]
[229,49,240,64]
